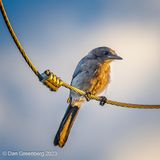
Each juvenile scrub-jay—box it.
[54,46,122,147]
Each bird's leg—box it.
[99,96,107,106]
[84,92,92,101]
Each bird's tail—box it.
[54,104,80,148]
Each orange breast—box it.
[89,62,110,95]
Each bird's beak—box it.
[108,53,123,60]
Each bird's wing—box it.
[72,57,88,80]
[70,58,100,98]
[72,57,100,80]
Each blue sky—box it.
[1,0,160,160]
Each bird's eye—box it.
[104,51,109,55]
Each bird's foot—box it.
[99,96,107,106]
[84,92,92,101]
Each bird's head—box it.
[88,46,122,62]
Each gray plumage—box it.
[54,46,122,147]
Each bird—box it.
[54,46,122,147]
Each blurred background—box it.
[0,0,160,159]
